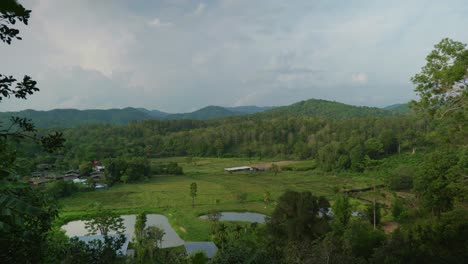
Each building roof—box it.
[184,242,218,259]
[224,166,252,172]
[76,234,130,255]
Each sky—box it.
[1,0,467,112]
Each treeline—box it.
[21,114,433,172]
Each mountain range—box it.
[0,99,411,128]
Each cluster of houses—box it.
[28,162,106,189]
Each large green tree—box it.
[0,1,64,262]
[411,38,468,119]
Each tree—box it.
[0,2,64,262]
[414,150,459,215]
[85,203,125,236]
[411,38,467,119]
[267,190,329,242]
[270,163,280,175]
[134,213,147,244]
[263,191,272,205]
[79,161,93,176]
[365,202,382,227]
[142,226,165,260]
[190,182,197,208]
[331,193,352,233]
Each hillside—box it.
[0,107,152,128]
[0,99,406,128]
[258,99,395,119]
[164,106,239,120]
[384,103,411,113]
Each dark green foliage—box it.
[414,150,459,215]
[260,98,397,119]
[61,235,127,264]
[190,182,197,208]
[386,165,414,191]
[267,190,329,242]
[342,222,385,260]
[47,180,78,198]
[0,186,58,263]
[391,196,407,222]
[79,161,93,176]
[331,194,352,233]
[152,162,183,175]
[365,202,382,226]
[372,210,468,264]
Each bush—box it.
[151,162,183,175]
[47,181,78,198]
[386,165,414,191]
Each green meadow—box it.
[59,157,389,241]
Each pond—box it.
[199,212,267,223]
[61,214,184,248]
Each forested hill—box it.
[0,107,152,128]
[383,103,411,113]
[0,99,405,128]
[257,99,396,119]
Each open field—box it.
[59,157,387,241]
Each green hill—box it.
[258,99,395,119]
[384,103,411,113]
[0,107,152,128]
[165,106,239,120]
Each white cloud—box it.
[148,17,173,28]
[194,3,206,15]
[1,0,468,112]
[351,73,368,83]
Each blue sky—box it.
[1,0,467,112]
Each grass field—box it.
[59,157,390,241]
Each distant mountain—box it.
[258,99,395,119]
[136,108,169,118]
[0,107,151,128]
[165,106,239,120]
[383,103,411,113]
[0,99,408,128]
[163,105,274,120]
[225,106,275,114]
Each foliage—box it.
[79,161,93,176]
[372,209,468,264]
[413,150,459,215]
[270,163,280,175]
[47,180,78,198]
[84,203,125,236]
[267,190,329,242]
[0,186,58,263]
[331,193,352,234]
[391,196,407,222]
[342,221,385,260]
[190,182,197,208]
[365,202,382,226]
[386,165,414,191]
[411,38,468,119]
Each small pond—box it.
[199,212,267,223]
[61,214,184,248]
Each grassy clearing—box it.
[59,157,387,241]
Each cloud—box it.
[351,73,368,83]
[148,17,173,28]
[1,0,467,112]
[194,3,206,15]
